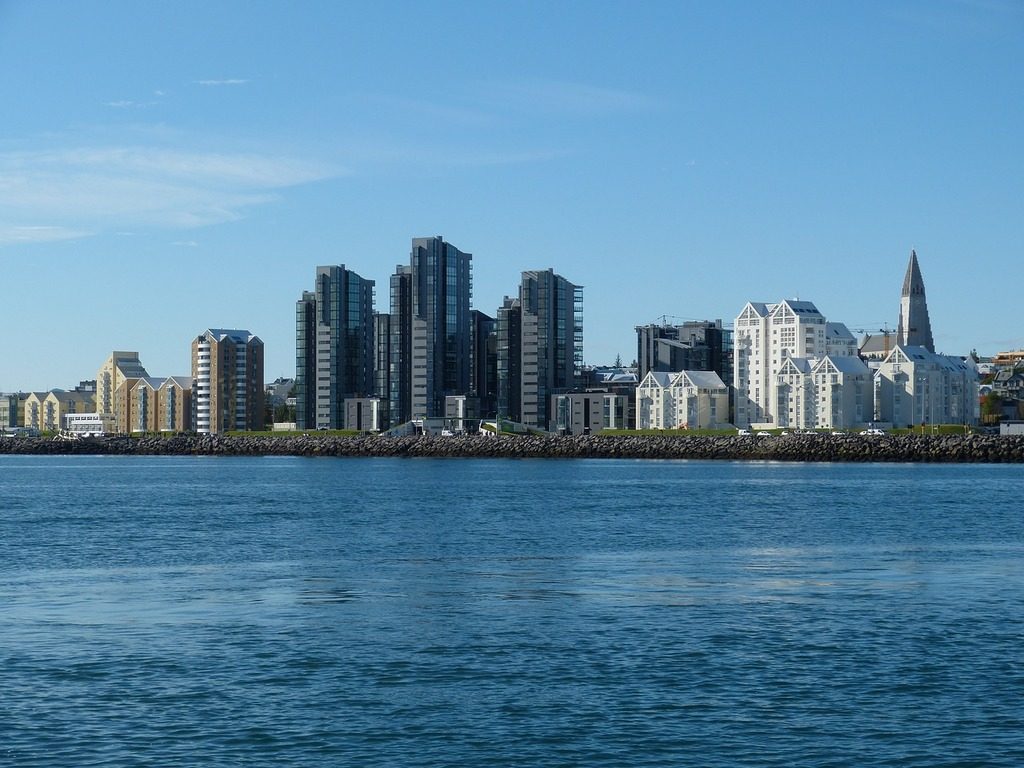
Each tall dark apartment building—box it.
[387,236,473,424]
[295,265,376,430]
[496,296,522,424]
[387,266,412,426]
[497,269,583,430]
[469,309,497,418]
[636,320,730,382]
[373,312,391,425]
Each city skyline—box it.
[2,2,1022,390]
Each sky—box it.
[1,0,1021,391]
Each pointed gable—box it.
[737,302,769,323]
[779,357,812,376]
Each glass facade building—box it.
[295,265,376,430]
[499,269,583,430]
[388,237,473,423]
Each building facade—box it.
[496,296,522,425]
[96,351,148,423]
[386,266,413,426]
[773,355,874,430]
[497,269,583,430]
[873,345,978,427]
[0,393,27,430]
[343,397,384,432]
[21,393,48,431]
[115,376,193,433]
[733,299,828,427]
[550,391,604,435]
[192,329,265,434]
[469,309,497,419]
[636,320,727,380]
[295,265,376,430]
[159,376,194,433]
[635,370,729,431]
[373,313,391,427]
[411,236,473,420]
[23,390,96,432]
[385,237,474,424]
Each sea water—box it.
[1,456,1022,766]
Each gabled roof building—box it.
[733,299,827,427]
[96,351,148,422]
[873,345,978,427]
[636,369,729,431]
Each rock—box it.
[2,433,1024,463]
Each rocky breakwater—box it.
[2,432,1024,462]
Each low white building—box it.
[773,355,873,430]
[873,345,979,428]
[814,355,874,429]
[636,370,729,430]
[550,391,631,435]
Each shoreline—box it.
[2,433,1023,463]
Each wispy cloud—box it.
[0,145,338,244]
[196,78,249,86]
[171,240,199,247]
[0,225,93,245]
[105,99,160,109]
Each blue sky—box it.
[1,0,1021,391]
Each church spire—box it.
[897,249,934,352]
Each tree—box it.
[613,353,623,368]
[981,391,1003,420]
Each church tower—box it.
[897,249,934,352]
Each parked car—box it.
[859,428,886,436]
[736,428,751,436]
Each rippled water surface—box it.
[2,456,1022,766]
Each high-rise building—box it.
[469,309,497,417]
[295,265,376,430]
[635,320,726,379]
[498,269,583,430]
[387,265,413,426]
[388,236,473,424]
[897,249,935,353]
[373,312,392,426]
[192,329,264,434]
[496,296,522,423]
[733,299,827,427]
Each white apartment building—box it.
[774,355,874,430]
[636,369,729,430]
[873,345,978,428]
[734,300,827,427]
[825,323,858,357]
